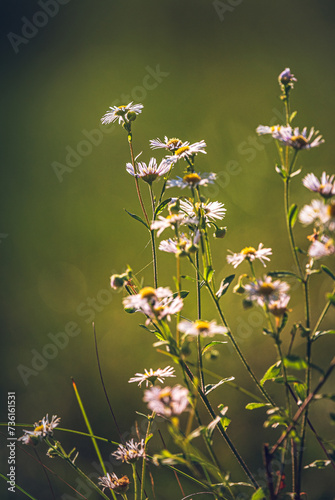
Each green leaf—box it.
[204,265,214,283]
[124,209,149,229]
[216,274,235,299]
[293,382,307,402]
[326,293,335,306]
[154,198,172,218]
[273,375,303,384]
[289,110,298,123]
[304,459,331,469]
[275,164,286,179]
[202,340,228,356]
[220,416,231,431]
[245,402,271,410]
[172,290,189,299]
[283,354,308,371]
[278,312,289,335]
[329,412,335,425]
[313,329,335,341]
[251,488,266,500]
[204,377,235,395]
[268,270,301,281]
[260,361,281,386]
[180,274,198,282]
[321,264,335,281]
[288,203,298,228]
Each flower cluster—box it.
[123,286,183,322]
[19,414,61,445]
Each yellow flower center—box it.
[241,246,256,256]
[140,287,157,299]
[259,283,275,296]
[327,203,335,218]
[34,424,44,434]
[325,238,334,250]
[291,135,308,147]
[175,145,190,156]
[194,320,210,332]
[167,138,182,148]
[115,106,127,116]
[183,173,201,185]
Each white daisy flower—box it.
[172,140,207,160]
[143,385,190,417]
[226,244,272,268]
[159,233,199,256]
[268,295,291,318]
[178,319,228,338]
[19,414,61,444]
[151,214,196,236]
[150,136,184,151]
[302,172,335,198]
[166,172,216,189]
[256,125,281,136]
[179,199,226,225]
[123,286,183,321]
[308,236,335,259]
[126,158,171,184]
[244,276,290,307]
[128,366,176,387]
[299,199,335,230]
[101,102,143,125]
[112,439,145,463]
[98,473,130,494]
[272,125,324,150]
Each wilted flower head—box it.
[123,286,183,321]
[178,319,228,338]
[19,414,61,445]
[302,172,335,198]
[126,158,171,184]
[98,472,130,495]
[101,102,143,125]
[129,366,176,387]
[244,276,290,307]
[150,136,184,151]
[166,172,216,190]
[143,385,190,417]
[112,439,145,463]
[226,244,272,268]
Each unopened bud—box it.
[110,274,125,290]
[214,227,227,239]
[242,299,253,309]
[127,111,137,122]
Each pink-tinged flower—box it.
[256,125,281,136]
[227,244,272,268]
[123,286,183,321]
[272,125,324,150]
[308,236,335,259]
[112,439,145,463]
[143,385,190,417]
[178,319,228,338]
[126,157,171,184]
[302,172,335,198]
[101,102,143,125]
[299,199,335,231]
[129,366,176,387]
[151,214,196,236]
[150,136,184,151]
[98,473,130,494]
[19,414,61,444]
[166,172,216,189]
[180,199,226,225]
[159,232,199,256]
[244,276,290,307]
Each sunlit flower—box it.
[173,140,207,159]
[126,158,171,184]
[159,233,199,256]
[278,68,297,87]
[112,439,145,463]
[166,172,216,189]
[98,472,130,495]
[272,125,324,150]
[150,136,184,151]
[299,199,335,230]
[308,236,335,259]
[143,385,190,417]
[123,286,183,321]
[302,172,335,198]
[178,319,228,337]
[151,214,196,236]
[226,244,272,268]
[256,125,281,136]
[244,276,290,307]
[129,366,176,387]
[179,199,226,225]
[268,295,291,317]
[19,414,61,444]
[101,102,143,125]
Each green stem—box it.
[132,463,138,500]
[149,184,158,288]
[128,135,150,227]
[140,415,154,500]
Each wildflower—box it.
[128,366,176,387]
[308,236,335,259]
[126,158,171,184]
[272,125,324,150]
[268,295,291,318]
[302,172,335,198]
[172,140,207,160]
[180,199,226,225]
[299,199,335,231]
[151,214,196,237]
[150,136,184,151]
[166,172,216,189]
[101,102,143,125]
[244,276,290,307]
[112,439,145,463]
[98,472,130,495]
[123,286,183,321]
[278,68,297,88]
[256,125,281,136]
[159,233,199,256]
[19,414,61,444]
[226,244,272,268]
[143,385,190,417]
[178,319,228,338]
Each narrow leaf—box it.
[268,270,301,281]
[290,168,302,178]
[124,209,149,229]
[245,402,271,410]
[283,354,308,371]
[204,265,214,283]
[204,377,235,395]
[288,203,298,228]
[260,361,281,386]
[251,488,266,500]
[216,274,235,299]
[321,264,335,281]
[202,340,228,356]
[304,459,331,469]
[154,198,172,218]
[313,330,335,341]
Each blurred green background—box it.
[1,0,335,498]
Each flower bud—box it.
[110,274,125,290]
[214,227,227,239]
[127,111,137,122]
